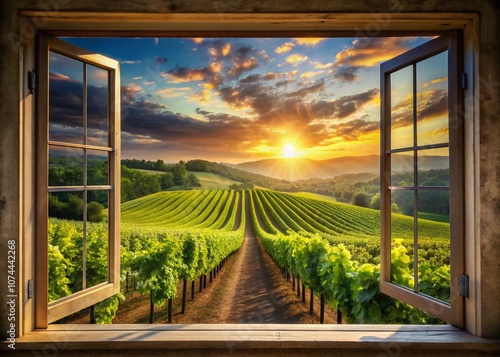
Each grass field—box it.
[190,171,242,190]
[289,191,337,203]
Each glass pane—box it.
[416,51,449,146]
[418,148,449,187]
[390,190,414,290]
[49,146,84,186]
[49,51,84,144]
[87,65,109,147]
[86,191,109,288]
[391,65,414,150]
[48,191,84,301]
[87,150,109,186]
[417,190,450,302]
[391,153,414,186]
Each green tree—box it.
[370,192,380,210]
[188,173,201,187]
[172,161,190,186]
[352,192,370,208]
[186,159,209,172]
[87,201,105,222]
[159,172,175,190]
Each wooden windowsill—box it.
[5,324,500,355]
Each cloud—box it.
[311,88,379,119]
[275,42,295,54]
[154,56,168,65]
[285,54,308,65]
[334,37,415,67]
[122,83,143,102]
[50,72,70,81]
[120,60,142,64]
[156,87,192,98]
[239,72,286,84]
[311,61,333,69]
[330,117,379,141]
[48,73,109,143]
[300,70,323,79]
[191,38,204,44]
[333,66,361,83]
[133,76,144,80]
[275,79,295,88]
[209,42,232,57]
[391,88,448,128]
[227,45,262,79]
[293,38,325,46]
[423,77,447,88]
[418,89,448,121]
[219,83,275,115]
[286,80,325,98]
[162,66,213,83]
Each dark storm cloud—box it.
[333,66,361,83]
[330,118,379,141]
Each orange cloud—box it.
[334,38,415,67]
[50,72,70,81]
[285,54,308,65]
[192,38,204,44]
[312,61,333,69]
[294,38,325,46]
[300,71,323,79]
[423,77,447,87]
[275,42,295,54]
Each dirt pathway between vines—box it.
[213,192,301,323]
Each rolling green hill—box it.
[133,168,241,190]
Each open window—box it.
[35,34,121,327]
[380,31,464,326]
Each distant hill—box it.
[189,171,242,190]
[234,155,448,181]
[132,168,242,190]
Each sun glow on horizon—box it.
[283,143,296,158]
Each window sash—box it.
[35,33,121,327]
[380,31,464,327]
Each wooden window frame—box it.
[13,10,486,345]
[35,33,121,327]
[379,31,464,326]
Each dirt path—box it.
[212,193,299,323]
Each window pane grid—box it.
[387,49,451,303]
[48,49,112,302]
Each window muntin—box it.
[36,34,121,327]
[380,31,464,327]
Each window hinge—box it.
[460,72,468,90]
[459,274,469,298]
[28,69,36,94]
[27,279,33,299]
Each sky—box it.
[48,36,448,164]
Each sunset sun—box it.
[283,144,296,158]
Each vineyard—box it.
[48,188,450,324]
